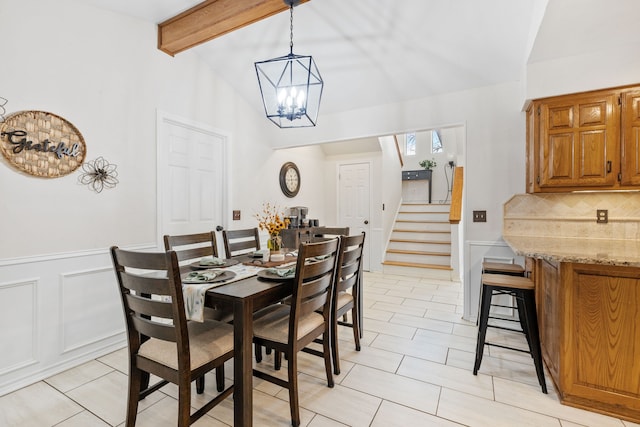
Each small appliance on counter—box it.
[287,206,308,228]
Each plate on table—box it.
[182,270,236,284]
[189,258,239,269]
[257,269,296,281]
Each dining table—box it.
[202,254,295,427]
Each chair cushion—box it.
[253,304,324,344]
[138,320,234,370]
[335,292,354,311]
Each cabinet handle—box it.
[607,160,612,173]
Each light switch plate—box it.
[473,210,487,222]
[233,210,241,220]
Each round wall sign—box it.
[0,110,86,178]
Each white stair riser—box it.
[398,213,450,222]
[385,253,450,265]
[391,231,451,241]
[393,223,450,233]
[400,204,450,213]
[388,242,451,252]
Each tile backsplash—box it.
[503,192,640,240]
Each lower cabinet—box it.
[535,260,640,422]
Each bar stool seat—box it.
[473,273,547,393]
[482,261,526,276]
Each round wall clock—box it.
[279,161,300,197]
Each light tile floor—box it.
[2,271,639,427]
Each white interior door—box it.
[157,112,227,247]
[338,162,371,270]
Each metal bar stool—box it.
[473,273,547,393]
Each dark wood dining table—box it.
[203,258,293,427]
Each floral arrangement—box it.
[255,202,290,236]
[419,158,437,170]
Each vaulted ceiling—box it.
[83,0,639,119]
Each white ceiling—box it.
[82,0,639,119]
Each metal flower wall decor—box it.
[0,96,8,123]
[79,156,119,193]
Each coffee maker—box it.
[287,206,308,228]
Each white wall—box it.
[0,0,276,395]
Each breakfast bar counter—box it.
[504,235,640,423]
[503,235,640,267]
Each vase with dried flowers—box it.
[255,202,290,253]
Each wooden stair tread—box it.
[398,212,449,215]
[393,231,451,234]
[396,219,450,223]
[390,238,451,245]
[383,260,453,270]
[387,249,450,256]
[402,203,451,206]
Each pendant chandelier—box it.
[254,0,323,128]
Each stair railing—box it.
[449,166,463,224]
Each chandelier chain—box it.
[289,4,294,54]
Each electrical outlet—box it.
[233,210,241,220]
[597,209,608,224]
[473,210,487,222]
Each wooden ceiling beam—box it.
[158,0,309,56]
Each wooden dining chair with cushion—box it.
[252,238,340,427]
[222,227,261,258]
[164,231,232,390]
[110,247,234,427]
[331,231,366,375]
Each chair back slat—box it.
[222,228,261,258]
[120,273,170,296]
[131,315,178,342]
[337,273,358,293]
[125,293,174,319]
[298,275,332,316]
[163,231,218,264]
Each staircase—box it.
[383,202,453,279]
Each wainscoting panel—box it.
[60,267,125,354]
[464,240,523,322]
[0,248,140,396]
[0,279,38,375]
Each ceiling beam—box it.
[158,0,309,56]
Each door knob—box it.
[364,220,369,225]
[216,225,224,231]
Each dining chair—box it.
[252,238,340,427]
[110,247,234,427]
[330,231,366,375]
[164,231,232,390]
[222,227,261,258]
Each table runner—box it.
[183,264,263,322]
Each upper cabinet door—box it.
[539,92,618,188]
[621,90,640,186]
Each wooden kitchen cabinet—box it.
[621,89,640,186]
[533,259,640,422]
[526,84,640,192]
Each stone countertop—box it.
[503,235,640,267]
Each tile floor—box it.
[1,271,639,427]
